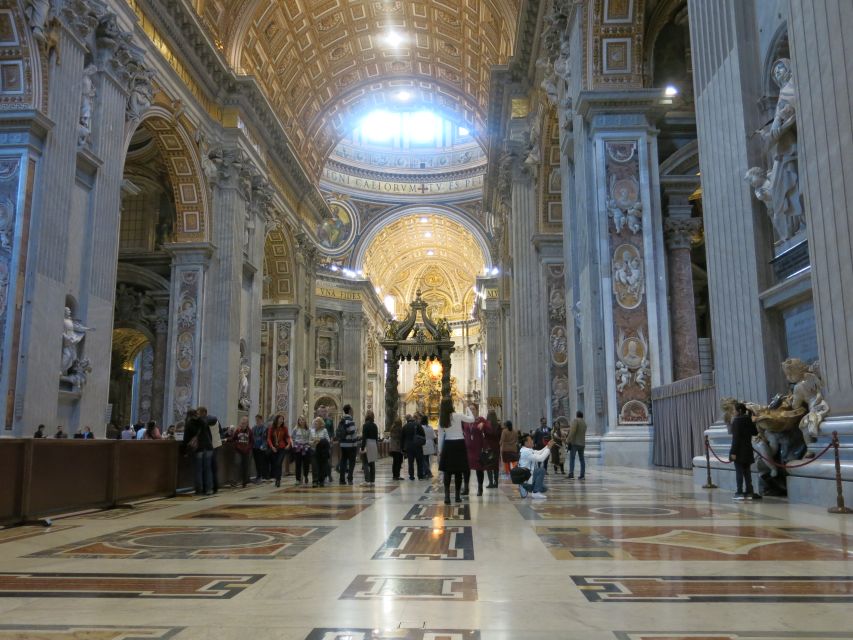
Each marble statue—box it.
[238,360,251,411]
[24,0,51,43]
[745,58,804,243]
[615,360,631,393]
[61,307,93,382]
[635,358,651,390]
[127,68,155,121]
[607,197,626,233]
[626,201,643,234]
[78,65,97,149]
[721,357,827,496]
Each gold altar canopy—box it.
[380,291,454,430]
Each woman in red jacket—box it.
[463,415,493,496]
[267,414,291,487]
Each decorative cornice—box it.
[575,88,675,122]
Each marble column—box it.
[788,0,853,421]
[202,146,253,425]
[150,305,168,427]
[341,311,364,420]
[293,233,318,423]
[662,179,703,381]
[164,242,212,424]
[508,149,548,429]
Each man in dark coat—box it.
[401,413,425,480]
[729,402,762,500]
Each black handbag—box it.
[510,466,531,485]
[479,447,497,467]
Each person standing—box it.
[421,414,436,479]
[120,424,134,440]
[463,415,493,496]
[550,418,565,475]
[183,409,214,495]
[267,414,291,487]
[54,426,68,439]
[336,404,358,485]
[518,434,551,498]
[198,407,222,492]
[144,421,161,440]
[33,424,46,439]
[135,422,147,440]
[81,426,95,439]
[229,416,254,487]
[291,416,313,487]
[500,420,519,476]
[310,417,331,487]
[401,413,425,481]
[387,416,404,480]
[105,422,120,439]
[320,406,335,484]
[729,403,761,500]
[438,401,474,504]
[483,410,501,488]
[567,411,587,480]
[251,414,269,482]
[360,410,379,486]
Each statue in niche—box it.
[61,307,93,382]
[238,359,251,411]
[78,65,97,149]
[24,0,52,43]
[745,58,804,243]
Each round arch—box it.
[123,105,211,242]
[351,204,493,272]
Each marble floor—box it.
[1,462,852,639]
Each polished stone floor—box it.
[1,462,852,639]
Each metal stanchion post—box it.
[828,431,852,515]
[702,434,718,489]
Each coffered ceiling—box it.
[192,0,521,179]
[361,213,486,321]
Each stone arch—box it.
[264,225,295,302]
[643,0,687,85]
[351,204,492,272]
[124,105,210,242]
[0,2,48,112]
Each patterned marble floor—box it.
[0,463,852,639]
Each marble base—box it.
[693,459,853,509]
[600,430,653,467]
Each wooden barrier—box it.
[0,439,180,526]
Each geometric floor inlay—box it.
[340,575,477,600]
[72,504,173,520]
[26,526,334,560]
[306,631,479,640]
[373,526,474,560]
[176,503,370,520]
[0,626,183,639]
[613,633,853,639]
[403,504,471,520]
[0,573,263,598]
[512,503,770,520]
[0,525,78,544]
[534,526,853,560]
[575,576,853,602]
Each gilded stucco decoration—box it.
[361,214,485,322]
[264,226,295,302]
[192,0,521,178]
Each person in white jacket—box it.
[517,434,551,499]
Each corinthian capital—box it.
[664,216,703,250]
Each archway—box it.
[109,104,210,428]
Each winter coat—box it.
[729,414,757,464]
